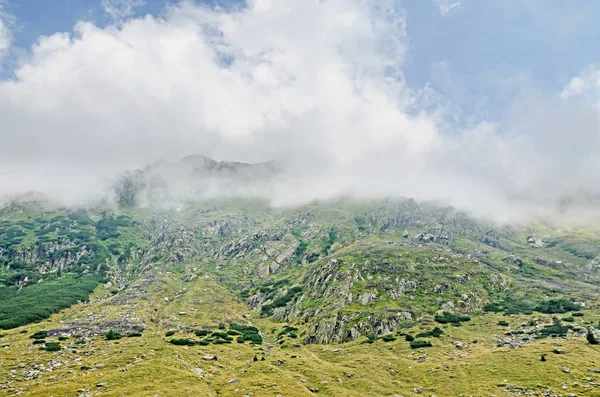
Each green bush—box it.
[169,338,196,346]
[405,334,415,342]
[381,334,396,342]
[0,277,99,329]
[30,330,48,339]
[535,299,581,314]
[58,336,69,341]
[105,330,123,341]
[572,312,584,317]
[434,312,471,325]
[410,340,432,348]
[498,320,510,327]
[363,334,378,344]
[416,327,444,338]
[587,329,599,345]
[537,318,572,338]
[127,332,143,337]
[32,339,46,345]
[165,331,176,337]
[260,287,303,316]
[42,342,61,352]
[194,329,211,337]
[230,323,263,344]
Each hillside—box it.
[1,159,600,396]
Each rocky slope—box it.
[1,157,600,395]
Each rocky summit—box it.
[1,158,600,396]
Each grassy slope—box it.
[1,274,599,397]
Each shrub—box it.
[498,320,510,327]
[562,316,575,323]
[165,331,176,337]
[381,334,396,342]
[572,312,584,317]
[416,327,444,338]
[127,332,143,337]
[58,336,69,341]
[260,286,303,316]
[364,333,378,344]
[537,318,572,338]
[30,330,48,340]
[105,330,122,341]
[194,329,210,337]
[483,302,504,313]
[230,323,263,345]
[434,312,471,325]
[75,339,86,345]
[169,338,196,346]
[410,340,432,348]
[535,299,581,314]
[32,339,46,345]
[587,329,599,345]
[0,277,99,329]
[405,334,415,342]
[42,342,61,352]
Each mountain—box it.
[0,156,600,396]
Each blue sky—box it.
[3,0,599,126]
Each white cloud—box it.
[433,0,461,16]
[0,1,12,52]
[102,0,146,23]
[561,65,600,99]
[0,0,599,221]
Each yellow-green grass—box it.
[1,278,599,396]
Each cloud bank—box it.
[0,0,599,222]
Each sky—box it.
[0,0,600,220]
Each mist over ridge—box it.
[0,0,599,223]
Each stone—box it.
[202,354,217,361]
[96,383,108,387]
[227,377,240,385]
[563,367,570,373]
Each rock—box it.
[164,297,170,302]
[309,387,319,392]
[227,377,240,385]
[453,341,464,349]
[202,354,217,361]
[563,367,570,373]
[96,382,108,387]
[359,292,377,305]
[178,311,187,316]
[588,368,600,373]
[191,368,204,375]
